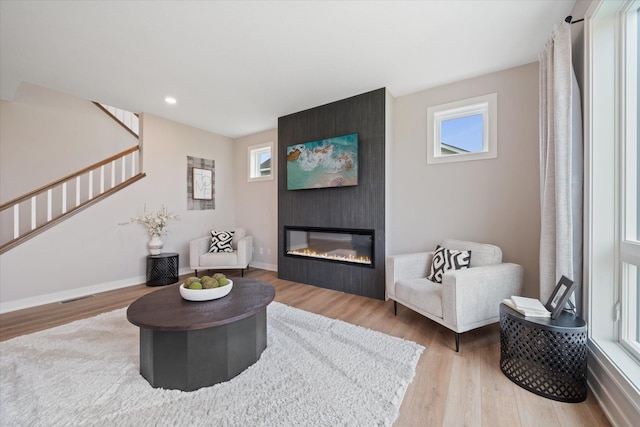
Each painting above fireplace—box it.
[286,133,358,190]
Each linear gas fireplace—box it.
[284,226,374,267]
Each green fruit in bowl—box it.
[203,278,219,289]
[218,278,230,287]
[188,282,203,290]
[213,273,225,280]
[185,277,200,286]
[200,275,211,281]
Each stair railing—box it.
[93,102,139,138]
[0,145,145,254]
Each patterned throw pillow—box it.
[209,230,235,253]
[426,245,472,284]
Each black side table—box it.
[499,303,588,402]
[146,252,179,286]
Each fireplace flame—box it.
[287,248,371,265]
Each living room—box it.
[1,1,639,426]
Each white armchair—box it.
[189,228,253,277]
[386,238,523,351]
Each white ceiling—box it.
[0,0,577,139]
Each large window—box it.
[620,4,640,359]
[587,0,640,399]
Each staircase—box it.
[0,104,145,254]
[93,103,139,137]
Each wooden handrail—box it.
[92,102,139,138]
[0,172,146,254]
[0,145,140,211]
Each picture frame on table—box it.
[192,167,213,200]
[545,275,577,319]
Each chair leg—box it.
[393,300,397,316]
[241,268,244,277]
[195,270,198,278]
[455,333,460,352]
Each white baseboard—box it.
[587,341,640,427]
[249,261,277,272]
[0,276,142,314]
[0,266,194,314]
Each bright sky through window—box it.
[441,114,483,152]
[259,152,271,176]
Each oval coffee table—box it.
[127,278,275,391]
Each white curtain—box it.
[539,22,583,308]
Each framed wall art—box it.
[286,133,358,190]
[187,156,215,210]
[192,167,213,200]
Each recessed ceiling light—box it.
[165,96,177,105]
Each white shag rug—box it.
[0,301,424,427]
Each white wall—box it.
[0,91,236,311]
[389,62,541,296]
[0,83,136,201]
[1,62,542,309]
[385,89,395,254]
[233,129,278,271]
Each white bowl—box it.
[179,280,233,301]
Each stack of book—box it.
[502,296,551,317]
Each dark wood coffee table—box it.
[127,278,275,391]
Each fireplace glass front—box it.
[284,226,374,267]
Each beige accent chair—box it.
[189,228,253,277]
[386,238,523,351]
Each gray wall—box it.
[389,63,541,296]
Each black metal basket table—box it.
[499,303,588,402]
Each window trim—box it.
[585,0,640,399]
[247,141,273,182]
[426,93,497,164]
[619,0,640,359]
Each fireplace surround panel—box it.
[278,88,386,299]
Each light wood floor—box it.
[0,268,611,427]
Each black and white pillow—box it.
[427,245,471,284]
[209,230,235,253]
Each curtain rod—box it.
[565,15,584,24]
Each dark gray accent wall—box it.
[278,88,386,299]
